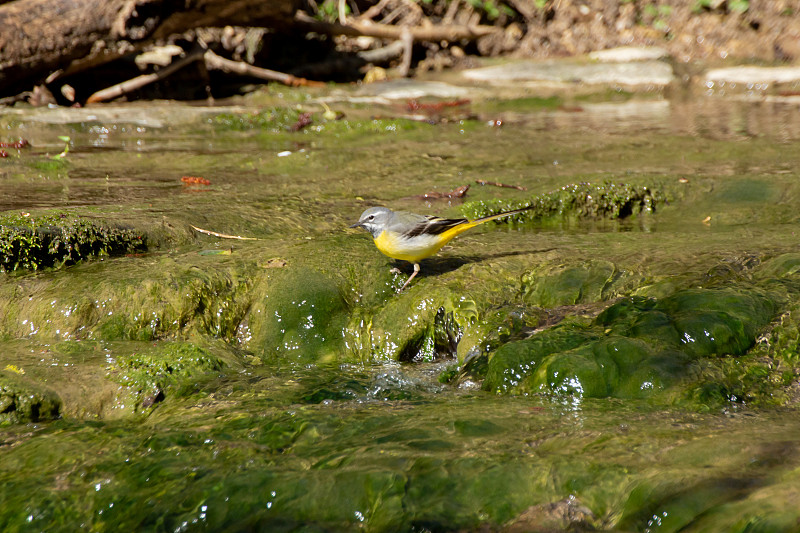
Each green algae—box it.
[5,90,800,532]
[522,259,647,307]
[483,287,777,401]
[212,107,426,139]
[0,370,61,425]
[213,107,308,132]
[109,342,227,410]
[0,253,255,342]
[461,182,664,223]
[4,385,800,531]
[476,95,564,113]
[0,212,145,272]
[249,266,349,363]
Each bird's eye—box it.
[367,215,374,221]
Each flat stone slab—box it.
[0,104,248,127]
[705,66,800,85]
[355,79,473,100]
[589,46,669,62]
[461,59,675,87]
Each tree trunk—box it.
[0,0,299,98]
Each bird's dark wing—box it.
[401,215,469,238]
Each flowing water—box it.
[2,82,800,531]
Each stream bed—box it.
[2,66,800,531]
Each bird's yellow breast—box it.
[373,230,452,262]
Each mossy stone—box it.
[523,260,617,307]
[0,371,61,425]
[485,288,777,399]
[254,267,348,363]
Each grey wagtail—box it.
[350,205,533,291]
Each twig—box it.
[443,0,461,25]
[379,5,406,25]
[86,48,205,104]
[86,45,324,104]
[476,179,527,191]
[414,184,470,199]
[294,10,499,42]
[190,225,259,240]
[338,0,348,24]
[358,40,405,63]
[359,0,393,21]
[398,28,413,77]
[203,49,325,87]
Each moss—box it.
[522,260,647,307]
[0,212,145,272]
[250,267,349,363]
[483,288,777,401]
[477,96,564,113]
[0,371,61,425]
[109,342,226,411]
[212,108,425,137]
[213,107,307,132]
[461,182,664,223]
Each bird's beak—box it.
[349,222,363,229]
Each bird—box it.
[349,204,533,291]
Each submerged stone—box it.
[483,288,777,399]
[522,260,645,307]
[109,342,226,411]
[461,59,675,87]
[755,253,800,280]
[251,267,349,363]
[0,370,61,425]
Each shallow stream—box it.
[2,77,800,531]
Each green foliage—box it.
[315,0,350,22]
[643,3,672,32]
[51,135,71,160]
[693,0,749,13]
[0,212,146,272]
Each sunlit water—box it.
[2,87,800,531]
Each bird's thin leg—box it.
[398,262,420,292]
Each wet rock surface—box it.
[3,58,800,529]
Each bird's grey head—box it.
[350,206,393,238]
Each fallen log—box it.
[0,0,299,98]
[293,9,499,42]
[84,46,324,104]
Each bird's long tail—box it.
[469,205,534,225]
[440,205,533,240]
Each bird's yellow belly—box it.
[374,231,448,262]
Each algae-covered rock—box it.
[461,182,664,223]
[109,342,226,410]
[0,370,61,425]
[522,260,646,307]
[0,212,145,272]
[599,289,776,358]
[0,253,258,343]
[250,267,349,363]
[345,279,541,365]
[93,260,255,342]
[483,288,777,399]
[755,253,800,279]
